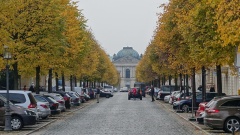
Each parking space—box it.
[0,100,94,135]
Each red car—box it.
[196,102,208,117]
[128,87,142,100]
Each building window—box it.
[126,69,130,78]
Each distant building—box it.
[112,47,141,88]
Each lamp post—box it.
[3,45,12,131]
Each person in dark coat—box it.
[29,85,35,92]
[96,86,100,103]
[151,85,155,102]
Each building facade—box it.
[112,47,141,89]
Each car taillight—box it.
[206,108,219,113]
[52,103,59,108]
[28,103,37,108]
[177,97,180,101]
[63,97,68,101]
[40,104,48,109]
[199,106,205,111]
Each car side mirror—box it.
[0,100,4,107]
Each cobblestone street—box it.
[32,92,207,135]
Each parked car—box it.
[43,93,66,112]
[173,92,226,113]
[164,95,171,103]
[0,90,40,121]
[204,95,240,133]
[0,95,36,130]
[33,94,51,119]
[157,85,179,100]
[99,90,113,98]
[66,91,81,106]
[84,93,91,101]
[103,85,114,93]
[168,91,181,104]
[120,87,128,92]
[88,88,96,99]
[196,102,208,117]
[74,91,86,103]
[40,95,61,115]
[128,87,142,100]
[172,91,193,103]
[52,91,71,109]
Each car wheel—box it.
[106,95,109,98]
[128,96,130,100]
[182,104,189,113]
[11,116,23,130]
[224,117,240,133]
[140,96,142,100]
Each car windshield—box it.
[34,95,48,102]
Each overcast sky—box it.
[75,0,169,56]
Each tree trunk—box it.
[62,72,65,91]
[191,68,196,109]
[216,65,222,96]
[74,76,77,87]
[35,66,40,94]
[186,74,189,96]
[179,73,183,92]
[13,63,18,90]
[169,75,171,85]
[48,69,52,93]
[174,74,178,90]
[55,72,59,91]
[70,75,73,91]
[202,66,206,102]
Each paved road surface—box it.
[33,92,206,135]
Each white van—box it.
[0,90,40,120]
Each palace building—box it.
[112,47,142,89]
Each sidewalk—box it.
[156,99,232,135]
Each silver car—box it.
[34,94,51,119]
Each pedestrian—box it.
[151,85,155,102]
[197,85,202,91]
[96,86,100,103]
[23,85,27,91]
[29,84,35,92]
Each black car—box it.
[99,90,113,98]
[39,95,61,115]
[173,92,226,112]
[128,87,142,100]
[52,91,72,109]
[66,92,81,106]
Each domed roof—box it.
[115,47,140,60]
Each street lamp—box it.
[3,45,12,131]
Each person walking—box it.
[23,85,27,91]
[151,85,155,102]
[29,84,35,92]
[96,86,100,103]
